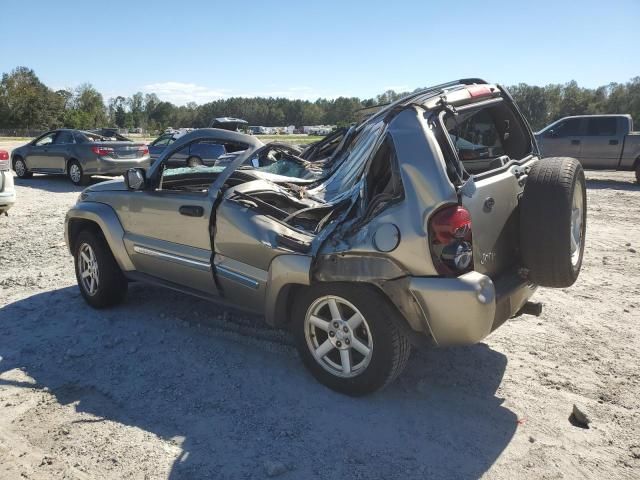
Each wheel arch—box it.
[11,153,24,169]
[65,203,135,271]
[66,157,80,173]
[268,275,430,347]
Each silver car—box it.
[65,79,587,395]
[11,129,150,185]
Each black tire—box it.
[635,161,640,184]
[520,157,586,287]
[186,156,203,167]
[13,157,33,179]
[292,283,411,396]
[68,160,89,186]
[74,230,128,308]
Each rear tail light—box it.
[429,205,473,275]
[0,150,9,170]
[138,146,149,156]
[91,146,114,156]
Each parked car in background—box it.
[0,150,16,214]
[209,117,248,131]
[11,129,150,186]
[148,129,228,167]
[65,79,587,395]
[536,114,640,182]
[88,128,131,141]
[149,120,251,167]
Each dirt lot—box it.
[1,138,639,479]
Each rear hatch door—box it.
[461,165,527,278]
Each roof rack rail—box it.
[458,78,488,85]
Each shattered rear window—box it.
[309,119,387,202]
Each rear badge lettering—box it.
[480,252,496,265]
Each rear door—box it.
[539,118,584,160]
[580,117,622,168]
[447,107,524,277]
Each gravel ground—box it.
[1,140,639,479]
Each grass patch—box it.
[255,135,322,145]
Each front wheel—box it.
[292,283,411,396]
[13,157,33,179]
[74,230,128,308]
[635,162,640,184]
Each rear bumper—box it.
[83,157,151,176]
[0,171,16,212]
[408,270,536,346]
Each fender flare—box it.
[65,202,135,271]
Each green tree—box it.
[0,67,64,129]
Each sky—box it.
[1,0,638,105]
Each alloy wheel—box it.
[70,163,82,184]
[570,183,584,267]
[304,295,373,378]
[14,159,26,177]
[78,243,100,296]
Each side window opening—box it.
[587,117,617,136]
[360,135,404,221]
[550,118,582,137]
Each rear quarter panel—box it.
[620,133,640,169]
[321,108,458,277]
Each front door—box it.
[114,179,217,296]
[148,134,173,161]
[539,118,584,160]
[26,132,58,171]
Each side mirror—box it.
[124,168,146,190]
[547,129,558,138]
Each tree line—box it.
[1,66,639,134]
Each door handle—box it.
[179,205,204,217]
[571,139,580,145]
[609,139,619,145]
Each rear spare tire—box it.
[520,157,586,287]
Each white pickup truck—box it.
[535,114,640,182]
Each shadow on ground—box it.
[14,174,114,193]
[586,178,639,191]
[0,286,517,479]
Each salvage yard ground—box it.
[0,138,639,479]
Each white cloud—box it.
[382,85,410,92]
[141,82,228,105]
[236,86,325,100]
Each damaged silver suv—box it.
[65,79,586,395]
